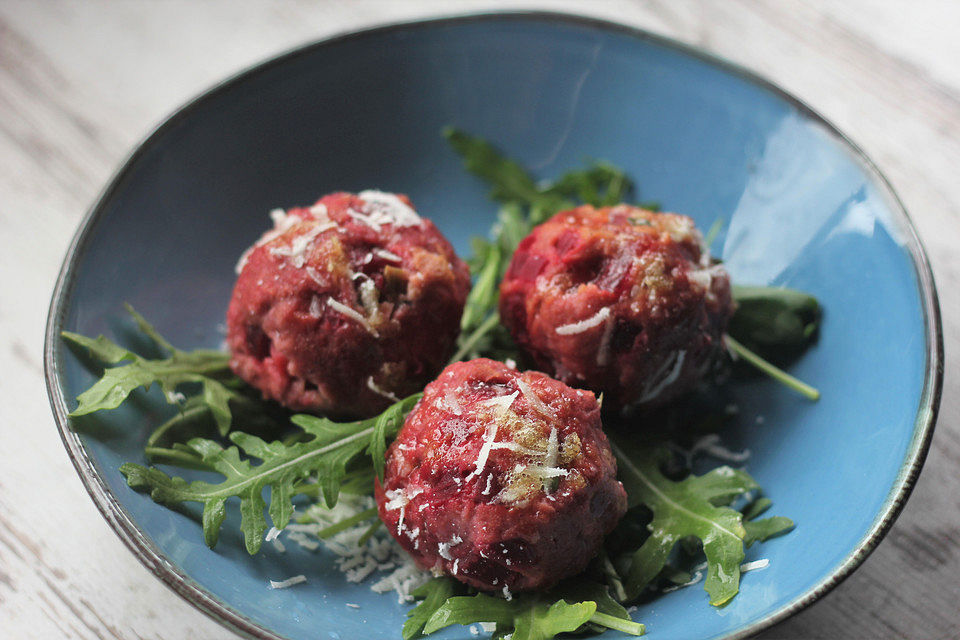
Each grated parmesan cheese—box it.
[688,433,751,464]
[327,298,379,336]
[309,296,323,318]
[489,441,543,457]
[515,378,554,418]
[269,575,307,589]
[357,278,381,324]
[555,307,611,335]
[479,391,519,416]
[358,190,422,227]
[437,535,463,560]
[373,248,403,262]
[367,376,399,402]
[280,495,430,603]
[441,388,464,415]
[525,465,569,478]
[544,426,559,469]
[235,207,302,274]
[348,210,383,231]
[268,221,336,268]
[637,350,687,402]
[467,422,499,480]
[305,265,324,286]
[740,558,769,573]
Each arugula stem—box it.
[450,312,500,364]
[144,446,213,471]
[723,335,820,401]
[313,507,379,539]
[589,611,645,636]
[461,244,502,331]
[358,519,382,546]
[703,217,724,247]
[600,551,628,603]
[147,404,210,447]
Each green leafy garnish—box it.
[404,578,464,640]
[63,305,237,434]
[408,578,643,640]
[743,516,795,547]
[724,335,820,401]
[729,285,821,365]
[425,595,596,640]
[119,393,420,554]
[610,442,791,606]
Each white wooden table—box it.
[3,1,958,638]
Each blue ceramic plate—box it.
[45,12,941,640]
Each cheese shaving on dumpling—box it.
[479,391,519,416]
[357,277,381,324]
[358,190,422,227]
[235,208,300,274]
[327,298,379,336]
[269,221,336,268]
[638,349,686,402]
[525,465,570,478]
[440,388,463,416]
[555,307,611,335]
[515,378,554,418]
[489,441,543,457]
[545,426,559,468]
[374,248,403,262]
[367,376,399,402]
[467,422,499,480]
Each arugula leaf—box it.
[424,594,596,640]
[557,580,642,635]
[729,285,821,365]
[63,305,239,436]
[404,578,463,640]
[744,517,794,547]
[413,578,643,640]
[444,127,565,212]
[741,496,772,521]
[611,443,765,606]
[368,394,419,482]
[120,393,421,554]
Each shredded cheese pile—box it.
[266,495,430,603]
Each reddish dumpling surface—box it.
[375,358,627,593]
[227,191,470,418]
[499,205,734,409]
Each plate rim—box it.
[43,10,943,640]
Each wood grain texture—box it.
[1,1,957,638]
